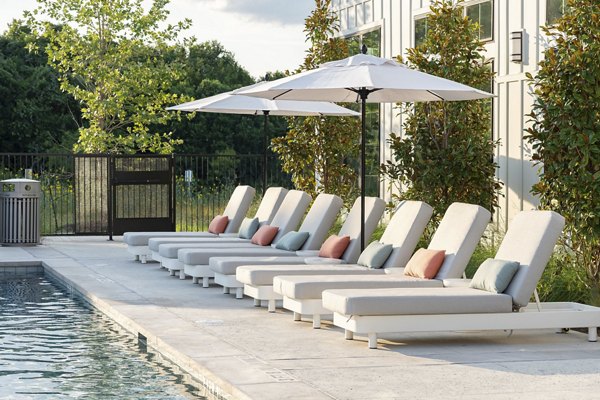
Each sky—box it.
[0,0,315,79]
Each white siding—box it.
[333,0,549,230]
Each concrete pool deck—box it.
[2,236,600,400]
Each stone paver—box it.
[2,236,600,400]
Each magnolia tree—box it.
[271,0,360,205]
[526,0,600,299]
[381,0,500,222]
[26,0,191,153]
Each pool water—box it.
[0,274,207,399]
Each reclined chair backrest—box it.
[379,201,433,269]
[296,193,343,250]
[498,210,565,309]
[221,185,256,233]
[254,187,288,224]
[338,197,386,263]
[429,202,491,279]
[268,190,312,243]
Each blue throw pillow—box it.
[470,258,520,293]
[238,217,259,239]
[357,241,394,269]
[275,231,310,251]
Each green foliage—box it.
[0,22,80,152]
[167,41,285,156]
[526,0,600,297]
[381,0,500,224]
[26,0,192,154]
[271,0,360,206]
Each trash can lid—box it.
[0,178,40,183]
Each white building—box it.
[331,0,566,231]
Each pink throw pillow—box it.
[251,225,279,246]
[403,248,446,279]
[208,215,229,234]
[318,235,351,259]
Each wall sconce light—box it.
[510,30,523,63]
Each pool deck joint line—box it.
[2,237,600,400]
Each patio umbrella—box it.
[238,47,493,250]
[167,85,359,193]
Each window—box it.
[546,0,566,24]
[345,28,382,196]
[466,1,493,41]
[414,17,428,46]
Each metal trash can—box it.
[0,179,41,246]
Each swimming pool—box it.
[0,273,207,399]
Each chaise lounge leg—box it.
[169,269,175,276]
[368,333,377,349]
[345,330,353,340]
[140,254,147,264]
[192,277,199,284]
[235,287,243,299]
[202,277,209,288]
[267,299,276,313]
[134,255,140,261]
[588,327,598,342]
[312,314,321,329]
[293,312,301,321]
[254,299,261,307]
[179,270,186,280]
[223,287,230,294]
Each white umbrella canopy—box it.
[167,87,359,192]
[236,53,493,103]
[237,51,494,250]
[167,88,361,116]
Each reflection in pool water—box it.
[0,274,206,399]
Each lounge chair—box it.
[209,197,387,299]
[236,200,435,313]
[158,189,312,278]
[123,185,260,263]
[321,211,599,349]
[148,186,287,265]
[178,192,342,291]
[273,202,490,328]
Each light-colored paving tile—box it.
[2,236,600,400]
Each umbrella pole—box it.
[263,111,270,195]
[359,90,367,252]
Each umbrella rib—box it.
[426,90,445,101]
[272,89,293,100]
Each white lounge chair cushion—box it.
[378,201,433,268]
[274,274,443,299]
[267,190,312,243]
[254,187,288,223]
[126,231,215,246]
[236,264,386,286]
[322,287,513,316]
[149,236,244,252]
[220,185,256,233]
[295,194,343,250]
[158,240,254,258]
[429,203,491,279]
[469,258,519,293]
[498,211,565,308]
[336,197,386,263]
[209,256,308,275]
[180,247,301,266]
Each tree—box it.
[26,0,191,154]
[167,41,273,155]
[271,0,360,204]
[0,22,80,152]
[381,0,499,222]
[526,0,600,299]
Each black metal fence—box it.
[0,153,291,236]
